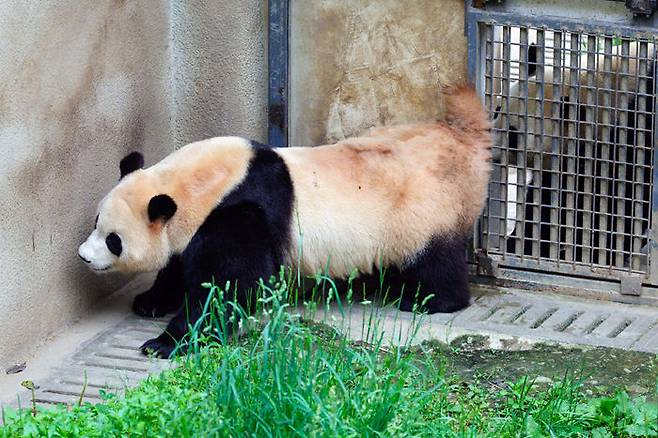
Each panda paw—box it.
[133,291,170,318]
[139,335,178,359]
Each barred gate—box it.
[466,1,658,303]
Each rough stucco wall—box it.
[0,1,171,367]
[170,0,268,146]
[290,0,467,146]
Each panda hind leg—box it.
[397,235,471,314]
[133,255,185,318]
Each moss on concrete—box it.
[421,335,657,399]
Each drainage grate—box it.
[529,308,559,329]
[456,291,658,352]
[309,289,658,354]
[8,315,171,409]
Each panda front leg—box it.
[139,268,267,358]
[398,235,471,314]
[139,281,214,359]
[140,203,278,358]
[132,255,185,318]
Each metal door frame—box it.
[268,0,290,148]
[466,0,658,305]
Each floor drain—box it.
[2,313,173,409]
[444,290,656,352]
[530,308,558,329]
[43,389,102,399]
[584,315,608,335]
[480,304,502,321]
[555,312,584,332]
[608,319,633,338]
[507,305,532,324]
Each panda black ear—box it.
[119,152,144,179]
[148,194,177,223]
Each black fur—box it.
[119,152,144,179]
[389,234,471,314]
[139,144,294,358]
[105,232,122,257]
[527,43,538,77]
[148,195,177,223]
[133,255,185,317]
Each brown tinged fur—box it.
[442,84,492,140]
[278,85,493,277]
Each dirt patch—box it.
[423,335,658,399]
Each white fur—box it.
[78,229,116,271]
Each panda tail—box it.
[441,83,491,142]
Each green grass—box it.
[1,274,656,437]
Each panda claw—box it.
[139,336,176,359]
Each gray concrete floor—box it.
[314,287,658,353]
[1,277,656,411]
[0,275,171,410]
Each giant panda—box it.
[78,85,492,358]
[489,41,655,266]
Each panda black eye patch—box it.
[106,232,122,257]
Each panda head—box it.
[78,152,178,273]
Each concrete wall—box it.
[170,0,268,146]
[0,0,267,369]
[290,0,468,146]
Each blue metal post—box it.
[268,0,289,147]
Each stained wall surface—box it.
[289,0,468,146]
[169,0,268,146]
[0,0,267,368]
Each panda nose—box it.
[79,253,91,264]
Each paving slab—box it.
[310,288,658,353]
[0,274,172,411]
